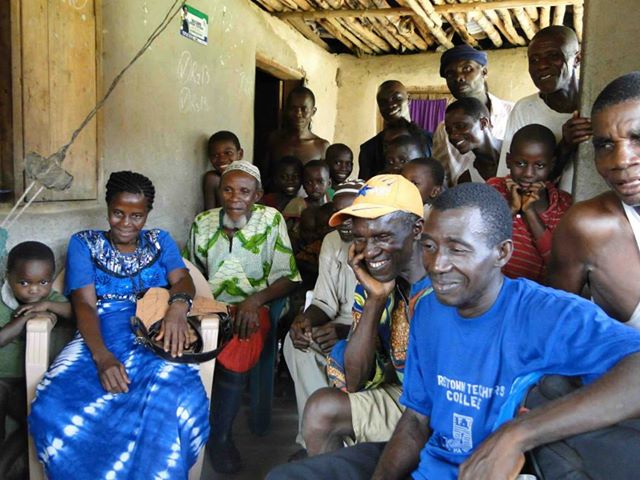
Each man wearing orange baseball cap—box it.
[277,174,434,466]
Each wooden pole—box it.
[354,0,419,51]
[525,6,539,20]
[314,0,392,53]
[402,0,453,48]
[396,16,430,50]
[285,18,331,51]
[274,0,583,20]
[433,0,479,47]
[482,8,523,46]
[395,0,435,46]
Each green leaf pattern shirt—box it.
[183,205,301,304]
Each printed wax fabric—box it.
[327,276,432,391]
[183,204,301,304]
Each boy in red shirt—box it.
[487,124,572,283]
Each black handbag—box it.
[130,312,233,364]
[130,287,233,364]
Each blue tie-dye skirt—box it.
[29,301,210,480]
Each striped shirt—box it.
[488,177,572,284]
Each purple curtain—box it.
[409,98,448,133]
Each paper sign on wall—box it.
[180,4,208,45]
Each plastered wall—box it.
[7,0,588,269]
[334,47,537,173]
[573,0,640,201]
[7,0,339,263]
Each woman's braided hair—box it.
[105,171,156,210]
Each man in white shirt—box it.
[497,26,592,192]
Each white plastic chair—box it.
[24,259,219,480]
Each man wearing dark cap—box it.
[358,81,433,180]
[497,26,591,193]
[433,44,513,186]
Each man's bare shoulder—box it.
[559,191,625,241]
[313,135,330,146]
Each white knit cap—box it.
[222,160,262,187]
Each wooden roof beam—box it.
[273,0,584,20]
[400,0,453,48]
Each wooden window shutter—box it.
[19,0,98,201]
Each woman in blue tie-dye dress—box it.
[29,171,210,479]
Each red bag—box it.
[216,306,271,373]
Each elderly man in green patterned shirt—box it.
[184,160,300,474]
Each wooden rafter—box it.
[573,4,583,40]
[253,0,583,56]
[552,4,566,24]
[539,6,551,28]
[513,7,538,39]
[274,0,583,20]
[400,0,453,48]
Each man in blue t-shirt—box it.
[268,182,640,480]
[373,183,640,480]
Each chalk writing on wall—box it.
[63,0,89,10]
[176,50,211,113]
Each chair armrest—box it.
[200,314,220,351]
[25,315,57,413]
[198,314,220,400]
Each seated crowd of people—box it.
[2,24,640,480]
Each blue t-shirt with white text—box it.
[401,277,640,480]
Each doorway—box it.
[0,1,13,200]
[253,59,302,187]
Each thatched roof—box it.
[251,0,583,55]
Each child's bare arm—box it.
[520,183,548,240]
[522,207,547,241]
[13,300,72,320]
[203,171,220,211]
[44,300,72,320]
[0,315,30,347]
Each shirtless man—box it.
[262,86,330,188]
[550,72,640,326]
